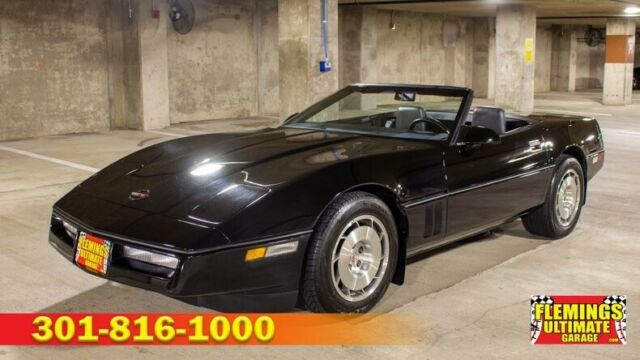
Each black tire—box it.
[301,191,398,313]
[522,155,585,239]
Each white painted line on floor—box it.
[535,109,613,117]
[176,128,208,134]
[146,130,187,138]
[610,130,640,136]
[0,145,99,173]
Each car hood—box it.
[72,127,359,218]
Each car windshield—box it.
[282,86,469,141]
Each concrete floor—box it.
[1,92,639,358]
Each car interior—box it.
[316,105,532,139]
[373,105,532,136]
[299,88,533,139]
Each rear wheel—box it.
[302,192,398,313]
[522,155,584,239]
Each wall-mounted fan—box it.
[169,0,195,35]
[584,27,604,47]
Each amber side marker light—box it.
[245,241,299,262]
[245,247,266,261]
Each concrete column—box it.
[487,18,496,99]
[257,0,280,117]
[137,0,170,129]
[494,5,536,114]
[534,25,553,93]
[550,25,578,92]
[442,19,457,86]
[339,6,377,86]
[454,19,473,88]
[279,0,339,119]
[472,18,491,98]
[603,19,636,105]
[106,0,126,129]
[420,15,446,85]
[119,0,170,130]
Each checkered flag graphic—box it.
[603,295,627,345]
[604,295,626,305]
[531,295,553,344]
[531,295,554,305]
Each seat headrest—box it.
[472,106,506,135]
[396,106,426,131]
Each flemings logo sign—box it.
[530,295,627,345]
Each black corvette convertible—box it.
[50,84,604,313]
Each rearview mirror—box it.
[459,126,501,145]
[394,91,416,102]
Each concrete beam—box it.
[279,0,339,119]
[603,19,636,105]
[494,5,536,114]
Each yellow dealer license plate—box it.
[74,232,111,275]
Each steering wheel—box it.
[409,117,450,134]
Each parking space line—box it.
[146,130,187,138]
[534,109,613,117]
[0,145,99,173]
[176,128,208,134]
[610,130,640,136]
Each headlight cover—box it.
[122,246,179,269]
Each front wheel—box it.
[301,192,398,313]
[522,155,584,239]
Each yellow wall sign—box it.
[524,38,535,64]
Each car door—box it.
[444,124,550,238]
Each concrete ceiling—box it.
[338,0,640,19]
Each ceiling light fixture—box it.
[624,6,640,15]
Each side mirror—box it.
[459,125,501,145]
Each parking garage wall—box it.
[546,25,605,93]
[339,9,476,91]
[166,0,279,123]
[0,0,111,141]
[576,27,605,90]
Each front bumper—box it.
[49,212,310,311]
